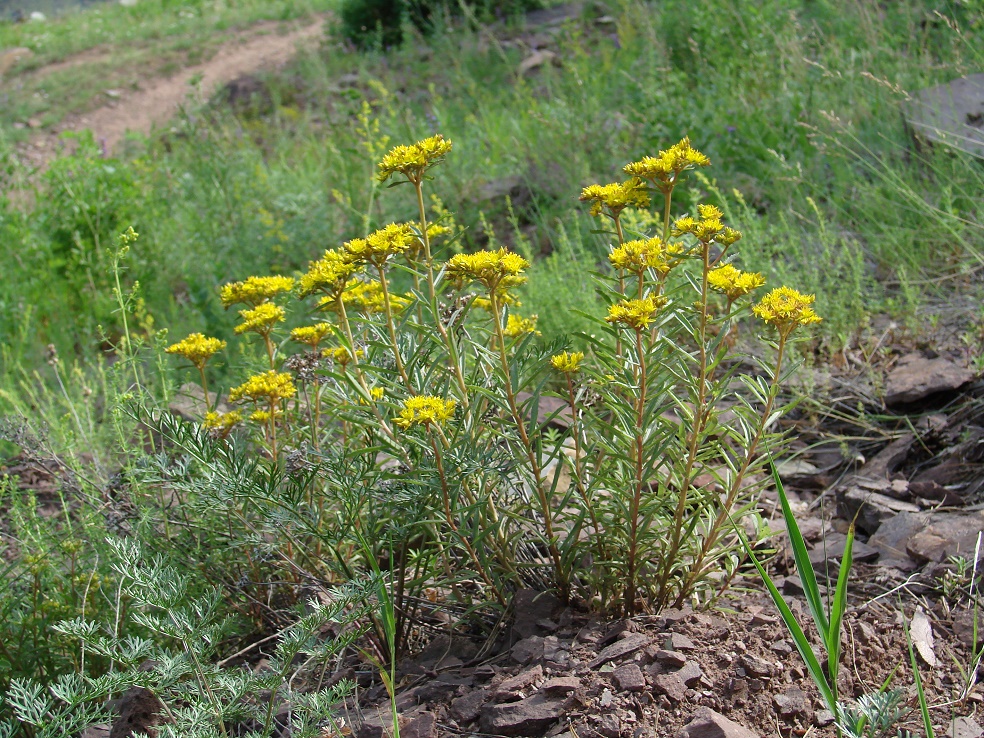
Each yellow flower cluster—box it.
[323,346,363,366]
[378,134,453,183]
[551,351,584,374]
[327,279,410,314]
[344,223,417,264]
[235,303,285,335]
[250,410,271,423]
[291,323,332,348]
[606,295,668,330]
[472,291,520,313]
[165,333,226,369]
[229,371,297,404]
[623,137,711,190]
[579,178,650,218]
[203,410,243,431]
[672,204,742,245]
[220,275,295,307]
[299,250,358,298]
[503,314,539,338]
[707,265,766,301]
[608,238,683,276]
[753,287,823,335]
[446,248,530,292]
[394,395,457,429]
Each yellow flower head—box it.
[165,333,226,369]
[446,248,530,292]
[299,250,359,298]
[753,286,823,336]
[605,295,668,330]
[394,395,456,429]
[503,313,540,338]
[672,206,741,245]
[707,265,766,302]
[551,351,584,374]
[323,345,364,366]
[220,275,295,307]
[608,237,684,276]
[623,137,710,190]
[250,409,271,423]
[344,223,417,265]
[378,134,453,183]
[579,178,650,218]
[291,323,332,348]
[472,291,520,313]
[203,410,243,431]
[235,303,285,336]
[329,279,411,314]
[229,371,297,404]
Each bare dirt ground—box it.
[17,15,326,166]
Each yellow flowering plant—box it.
[157,131,822,635]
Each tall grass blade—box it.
[826,523,854,703]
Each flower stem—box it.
[624,327,649,614]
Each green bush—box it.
[338,0,543,48]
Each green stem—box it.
[624,327,648,614]
[375,262,411,390]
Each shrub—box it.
[338,0,543,48]
[156,131,822,624]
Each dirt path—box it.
[22,16,325,162]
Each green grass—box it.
[0,0,336,133]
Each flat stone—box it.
[740,655,774,679]
[675,661,703,687]
[904,74,984,159]
[664,633,696,651]
[838,487,921,535]
[512,636,545,665]
[949,716,984,738]
[540,676,580,696]
[496,665,543,702]
[402,711,437,738]
[679,707,760,738]
[480,693,571,736]
[808,532,880,568]
[109,687,166,738]
[884,353,975,405]
[907,511,984,564]
[542,635,568,666]
[655,673,687,702]
[512,589,561,639]
[588,632,650,668]
[613,663,647,692]
[451,689,489,724]
[773,688,810,718]
[656,650,688,667]
[868,512,929,569]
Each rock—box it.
[109,687,167,738]
[771,641,793,656]
[910,608,937,667]
[906,511,984,564]
[838,487,921,535]
[884,353,974,405]
[594,713,622,738]
[599,688,614,708]
[496,665,543,702]
[679,707,760,738]
[675,661,703,687]
[739,655,774,679]
[0,47,33,77]
[949,716,984,738]
[517,49,559,76]
[654,673,687,703]
[540,676,579,696]
[512,636,545,665]
[775,458,819,481]
[815,710,835,727]
[782,576,824,597]
[808,532,880,568]
[868,512,928,569]
[451,689,489,724]
[512,589,561,640]
[402,711,437,738]
[656,650,688,667]
[904,74,984,158]
[773,688,810,718]
[480,693,571,736]
[664,633,696,651]
[588,632,649,668]
[859,433,916,479]
[542,636,568,666]
[81,726,110,738]
[613,663,646,692]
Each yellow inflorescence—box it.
[472,290,520,313]
[579,178,650,218]
[753,287,823,335]
[235,303,286,335]
[623,137,711,189]
[203,410,243,431]
[229,371,297,404]
[394,395,457,429]
[608,237,683,276]
[291,323,332,347]
[323,346,363,366]
[551,351,585,374]
[707,264,766,302]
[165,333,226,368]
[250,410,271,423]
[446,248,530,292]
[503,314,539,338]
[673,204,742,246]
[378,134,453,183]
[605,296,668,330]
[299,250,359,298]
[220,275,295,307]
[344,223,418,264]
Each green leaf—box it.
[826,523,854,703]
